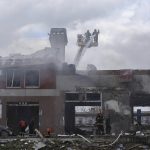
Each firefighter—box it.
[85,30,91,42]
[46,128,53,137]
[92,29,99,43]
[95,112,104,135]
[19,119,27,136]
[105,116,111,134]
[29,119,35,135]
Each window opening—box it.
[25,70,39,87]
[7,70,21,87]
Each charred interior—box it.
[65,92,101,134]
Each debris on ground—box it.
[0,139,35,150]
[0,136,149,150]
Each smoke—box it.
[139,75,150,93]
[105,99,131,115]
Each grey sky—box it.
[0,0,150,69]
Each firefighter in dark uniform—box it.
[29,119,35,135]
[85,30,91,42]
[92,29,99,43]
[105,116,111,134]
[95,112,104,135]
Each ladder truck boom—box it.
[74,29,99,68]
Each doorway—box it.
[7,102,39,134]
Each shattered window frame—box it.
[25,69,40,88]
[86,93,101,101]
[65,92,79,101]
[6,69,21,88]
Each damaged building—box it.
[59,69,150,134]
[0,28,68,134]
[0,28,149,135]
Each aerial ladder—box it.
[74,29,100,68]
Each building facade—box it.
[0,63,65,134]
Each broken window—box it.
[86,93,100,101]
[75,106,101,134]
[7,70,21,87]
[25,70,39,87]
[65,93,79,101]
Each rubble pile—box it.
[0,138,149,150]
[0,139,34,150]
[0,138,101,150]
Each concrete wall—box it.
[88,74,120,87]
[56,74,95,91]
